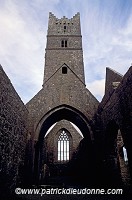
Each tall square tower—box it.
[26,12,98,143]
[43,12,85,84]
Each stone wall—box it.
[0,65,28,195]
[97,66,132,129]
[94,66,132,187]
[117,131,131,186]
[26,67,98,141]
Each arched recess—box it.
[117,131,131,186]
[35,104,93,141]
[104,120,131,187]
[33,105,94,183]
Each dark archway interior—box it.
[104,120,125,187]
[39,105,91,140]
[34,106,97,187]
[105,120,119,156]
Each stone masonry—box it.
[93,66,132,188]
[0,65,28,196]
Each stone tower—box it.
[44,12,85,84]
[26,13,99,182]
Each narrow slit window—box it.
[123,146,128,162]
[58,130,69,162]
[62,66,67,74]
[61,40,64,47]
[65,40,67,47]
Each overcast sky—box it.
[0,0,132,103]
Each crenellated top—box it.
[48,12,81,35]
[49,12,80,20]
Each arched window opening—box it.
[123,146,128,163]
[61,40,67,47]
[116,129,131,185]
[58,130,69,162]
[61,40,64,47]
[62,66,67,74]
[65,40,67,47]
[117,130,128,163]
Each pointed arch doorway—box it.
[34,105,95,186]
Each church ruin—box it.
[0,13,132,197]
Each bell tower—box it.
[27,12,99,141]
[26,13,99,185]
[43,12,85,84]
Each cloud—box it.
[81,0,132,86]
[0,0,46,102]
[87,79,105,102]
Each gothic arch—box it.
[33,105,94,183]
[104,120,131,187]
[35,104,93,141]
